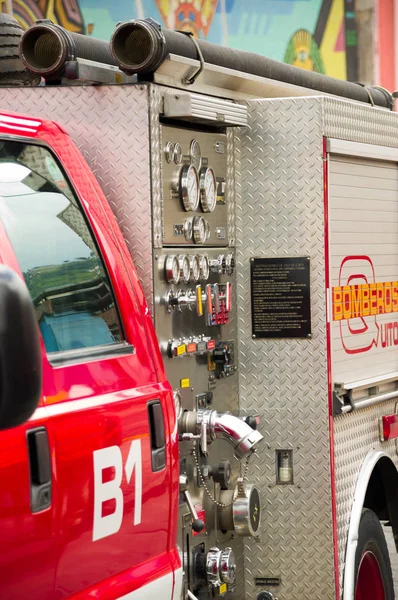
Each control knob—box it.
[225,252,235,275]
[220,547,236,585]
[241,415,258,430]
[179,475,205,533]
[209,254,225,275]
[211,459,232,490]
[212,342,232,367]
[206,547,236,590]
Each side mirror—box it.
[0,265,42,429]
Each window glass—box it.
[0,140,123,353]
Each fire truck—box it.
[0,14,397,600]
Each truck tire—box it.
[355,509,394,600]
[0,13,40,86]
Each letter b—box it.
[93,446,124,541]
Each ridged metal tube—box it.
[19,21,117,78]
[181,409,263,458]
[110,18,392,108]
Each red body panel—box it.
[0,111,180,599]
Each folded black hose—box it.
[110,18,391,109]
[20,21,117,78]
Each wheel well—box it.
[364,456,398,551]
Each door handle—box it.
[27,427,51,512]
[148,400,166,472]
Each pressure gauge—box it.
[193,216,207,244]
[199,255,210,281]
[179,164,199,211]
[173,390,183,421]
[190,139,202,170]
[199,167,217,213]
[190,255,201,282]
[174,143,182,164]
[164,255,180,284]
[184,218,193,241]
[165,141,174,163]
[178,255,190,283]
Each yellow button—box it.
[180,378,190,388]
[219,583,227,594]
[177,344,186,356]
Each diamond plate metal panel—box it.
[1,84,154,308]
[227,127,236,246]
[236,97,335,599]
[323,96,398,147]
[149,84,164,249]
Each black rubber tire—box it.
[0,13,40,86]
[355,508,395,600]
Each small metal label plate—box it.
[173,224,184,236]
[255,577,281,587]
[250,257,311,338]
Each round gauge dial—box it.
[190,139,202,170]
[179,164,199,212]
[190,255,200,282]
[164,255,180,284]
[165,141,174,164]
[174,143,183,164]
[193,216,207,244]
[184,218,193,241]
[173,390,183,420]
[199,167,217,213]
[199,255,210,281]
[178,255,190,283]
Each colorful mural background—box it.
[1,0,357,80]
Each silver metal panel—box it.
[154,245,243,599]
[226,128,236,247]
[236,97,335,599]
[148,86,245,598]
[161,125,228,246]
[149,84,164,249]
[323,97,398,148]
[0,84,154,308]
[153,55,333,101]
[328,138,398,161]
[163,91,248,126]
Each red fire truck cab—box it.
[0,111,182,600]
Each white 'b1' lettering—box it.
[92,440,142,541]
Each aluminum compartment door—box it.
[329,153,398,386]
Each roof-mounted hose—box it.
[110,17,394,109]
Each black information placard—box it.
[250,257,311,339]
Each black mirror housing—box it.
[0,265,42,429]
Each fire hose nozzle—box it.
[110,18,165,75]
[19,20,117,78]
[180,409,263,458]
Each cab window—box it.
[0,140,123,354]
